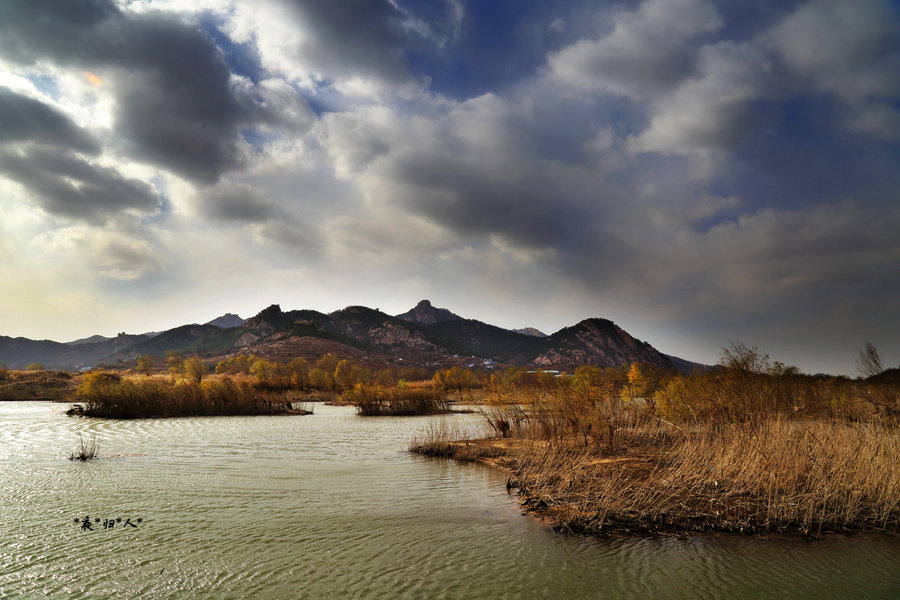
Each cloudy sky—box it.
[1,0,898,375]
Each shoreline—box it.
[411,436,900,540]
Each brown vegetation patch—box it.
[71,372,300,419]
[0,369,77,401]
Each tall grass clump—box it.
[344,383,450,416]
[69,435,99,461]
[73,372,293,418]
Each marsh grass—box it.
[408,419,498,461]
[497,417,899,536]
[69,435,99,461]
[413,373,900,537]
[73,372,293,418]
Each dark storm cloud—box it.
[0,87,99,154]
[0,87,160,222]
[112,13,249,184]
[0,0,117,63]
[0,145,160,223]
[200,183,277,223]
[0,0,305,185]
[279,0,414,82]
[386,151,587,250]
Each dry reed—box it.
[69,435,99,461]
[412,369,900,537]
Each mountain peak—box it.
[205,313,246,328]
[396,300,463,324]
[255,304,282,319]
[514,327,547,338]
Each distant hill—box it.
[205,313,246,328]
[395,300,463,324]
[65,334,112,346]
[664,353,712,374]
[0,301,690,371]
[0,333,149,369]
[105,324,221,362]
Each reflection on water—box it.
[1,401,898,599]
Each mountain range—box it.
[0,300,700,372]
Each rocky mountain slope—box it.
[0,333,149,370]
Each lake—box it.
[1,401,898,599]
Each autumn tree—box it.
[184,356,204,384]
[316,354,340,390]
[433,366,477,392]
[250,357,274,385]
[287,357,308,389]
[334,360,354,391]
[216,354,254,375]
[620,363,663,407]
[136,355,154,376]
[166,351,185,376]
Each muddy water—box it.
[1,401,898,599]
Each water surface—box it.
[1,402,898,599]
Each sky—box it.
[0,0,898,375]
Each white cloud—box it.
[34,225,165,282]
[548,17,566,34]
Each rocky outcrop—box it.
[395,300,463,324]
[370,322,442,352]
[514,327,547,338]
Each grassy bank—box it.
[70,372,300,418]
[412,352,900,537]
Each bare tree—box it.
[856,340,884,379]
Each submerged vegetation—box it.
[413,343,900,538]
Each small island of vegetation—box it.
[65,351,454,418]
